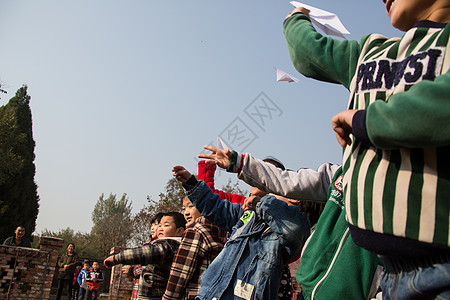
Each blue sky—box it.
[0,0,401,234]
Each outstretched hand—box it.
[103,256,115,269]
[331,110,358,148]
[172,166,192,183]
[198,145,233,169]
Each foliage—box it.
[128,178,185,247]
[0,86,39,243]
[128,196,155,247]
[0,83,6,99]
[157,177,185,213]
[90,193,133,257]
[39,227,99,259]
[220,178,248,197]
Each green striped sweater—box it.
[284,14,450,255]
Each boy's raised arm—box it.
[283,12,363,89]
[174,166,243,232]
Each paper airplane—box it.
[290,1,350,39]
[274,67,300,83]
[217,137,229,150]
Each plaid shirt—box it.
[113,238,181,299]
[163,217,227,300]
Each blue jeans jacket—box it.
[186,181,310,300]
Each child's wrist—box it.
[183,175,198,191]
[226,151,244,173]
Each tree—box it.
[220,178,248,197]
[39,227,99,259]
[0,83,6,99]
[0,86,39,242]
[157,177,185,213]
[90,193,133,257]
[128,196,155,247]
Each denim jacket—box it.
[184,179,310,300]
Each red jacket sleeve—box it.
[197,161,246,204]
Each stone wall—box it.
[0,236,64,300]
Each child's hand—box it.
[198,145,232,169]
[331,109,358,148]
[103,256,115,269]
[172,166,192,183]
[286,7,310,19]
[242,195,257,211]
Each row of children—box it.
[76,260,104,300]
[105,0,450,299]
[104,157,312,300]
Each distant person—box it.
[56,243,80,300]
[72,265,82,300]
[77,261,91,300]
[86,261,104,300]
[3,226,31,247]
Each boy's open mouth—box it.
[385,0,395,14]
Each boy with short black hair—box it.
[284,0,450,297]
[162,196,227,300]
[125,212,165,300]
[104,212,186,300]
[86,261,103,300]
[77,261,90,300]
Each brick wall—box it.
[0,236,64,300]
[107,246,134,300]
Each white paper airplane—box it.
[274,67,300,83]
[217,137,229,150]
[290,1,350,39]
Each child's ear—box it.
[176,227,185,237]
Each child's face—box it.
[84,263,90,271]
[383,0,446,31]
[183,197,202,227]
[158,216,184,238]
[92,262,99,270]
[150,220,159,239]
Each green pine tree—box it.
[0,86,39,243]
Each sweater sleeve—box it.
[113,241,171,266]
[364,69,450,149]
[283,13,363,89]
[238,154,339,201]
